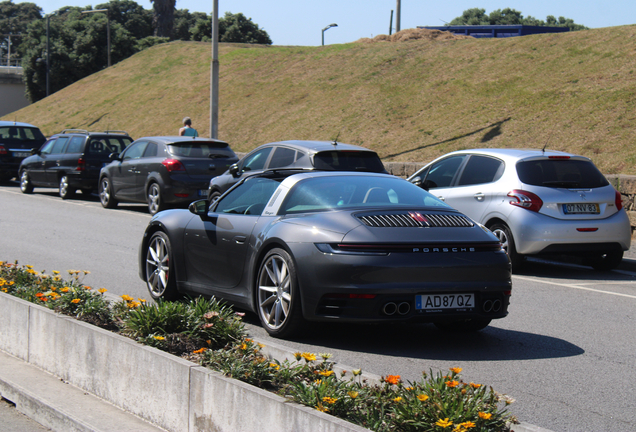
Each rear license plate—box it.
[416,294,474,310]
[562,203,600,214]
[198,189,207,197]
[12,151,30,158]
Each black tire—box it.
[587,251,623,271]
[19,170,34,194]
[490,222,523,271]
[208,190,221,203]
[256,248,304,338]
[99,176,118,209]
[434,318,492,333]
[147,182,165,215]
[59,175,75,199]
[145,231,179,300]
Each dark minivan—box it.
[19,129,133,198]
[99,136,238,215]
[0,121,47,182]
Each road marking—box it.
[514,275,636,299]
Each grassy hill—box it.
[4,26,636,174]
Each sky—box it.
[27,0,636,46]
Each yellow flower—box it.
[121,294,133,301]
[322,397,338,404]
[128,301,141,308]
[98,288,107,294]
[153,335,165,341]
[315,405,328,412]
[138,298,146,303]
[445,380,459,388]
[347,391,359,399]
[239,343,247,350]
[319,352,333,360]
[449,367,463,374]
[459,421,476,429]
[1,288,8,293]
[52,270,60,275]
[417,394,429,402]
[478,412,492,420]
[26,265,34,269]
[83,270,91,275]
[269,363,280,370]
[405,386,413,391]
[71,299,81,304]
[301,352,317,362]
[352,369,362,376]
[435,418,453,428]
[319,370,334,377]
[257,343,265,349]
[53,276,61,281]
[313,379,322,385]
[393,397,402,402]
[293,352,302,360]
[61,287,70,293]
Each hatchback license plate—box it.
[12,151,30,158]
[562,203,600,214]
[416,294,474,310]
[198,189,207,197]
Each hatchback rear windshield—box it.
[313,151,386,173]
[0,126,45,142]
[516,159,609,189]
[168,142,235,158]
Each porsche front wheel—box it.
[145,231,179,300]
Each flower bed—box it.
[0,260,518,432]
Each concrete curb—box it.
[0,291,552,432]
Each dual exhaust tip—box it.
[382,299,502,316]
[382,302,411,316]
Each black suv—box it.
[0,121,47,182]
[19,129,133,198]
[207,140,387,201]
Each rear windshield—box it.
[313,151,386,173]
[516,159,609,189]
[168,142,236,159]
[0,126,45,142]
[86,137,130,156]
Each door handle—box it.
[474,192,485,202]
[233,236,247,244]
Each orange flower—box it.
[445,380,459,388]
[193,348,207,354]
[417,394,429,402]
[71,299,81,304]
[478,412,492,420]
[98,288,107,294]
[449,367,463,374]
[384,375,401,385]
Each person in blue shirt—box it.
[179,117,198,137]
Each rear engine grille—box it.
[358,212,474,228]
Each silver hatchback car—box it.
[407,149,631,271]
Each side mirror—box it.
[229,163,239,177]
[188,199,209,217]
[30,148,40,156]
[410,176,422,188]
[108,152,120,161]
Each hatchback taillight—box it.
[162,158,185,172]
[615,190,623,211]
[507,189,543,212]
[0,145,7,155]
[75,157,86,171]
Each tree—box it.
[149,0,175,37]
[449,8,588,30]
[0,0,42,62]
[172,9,207,41]
[96,0,153,40]
[191,12,272,44]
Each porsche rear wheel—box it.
[257,248,304,338]
[145,231,179,300]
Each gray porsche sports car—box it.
[139,170,512,338]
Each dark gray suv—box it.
[0,121,47,182]
[207,140,386,201]
[19,129,133,198]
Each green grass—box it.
[4,26,636,174]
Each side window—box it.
[122,141,148,161]
[65,136,84,154]
[424,155,466,189]
[143,142,158,158]
[50,137,69,155]
[268,147,296,169]
[215,178,280,215]
[39,139,56,154]
[241,147,272,173]
[457,155,504,186]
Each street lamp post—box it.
[81,9,110,67]
[321,23,337,46]
[210,0,219,139]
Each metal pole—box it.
[322,29,324,46]
[106,13,111,67]
[210,0,219,139]
[396,0,401,32]
[46,14,50,97]
[389,10,394,35]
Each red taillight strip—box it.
[615,190,623,211]
[576,228,598,232]
[335,242,502,252]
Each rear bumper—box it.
[510,208,632,255]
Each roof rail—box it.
[61,129,88,134]
[102,130,129,135]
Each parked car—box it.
[0,121,47,182]
[139,170,512,338]
[407,148,631,271]
[19,129,133,198]
[99,136,238,215]
[207,140,387,201]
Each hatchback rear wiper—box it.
[208,154,229,159]
[542,180,580,188]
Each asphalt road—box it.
[1,183,635,432]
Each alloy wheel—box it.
[258,253,292,331]
[146,234,170,297]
